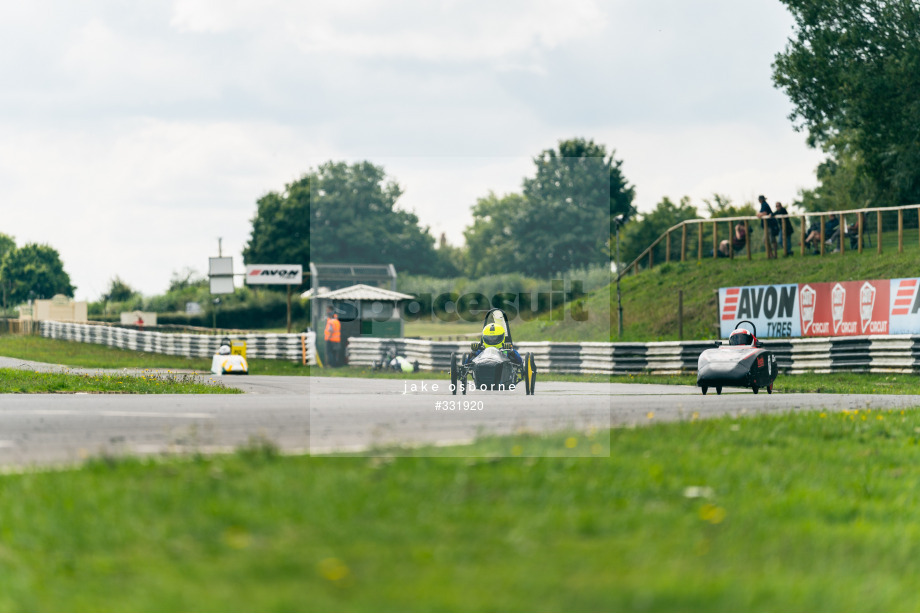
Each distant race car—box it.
[210,337,249,375]
[697,320,776,395]
[450,308,537,395]
[372,341,420,373]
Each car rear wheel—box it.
[524,353,536,395]
[701,386,708,395]
[752,386,759,394]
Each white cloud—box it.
[0,119,338,300]
[170,0,607,62]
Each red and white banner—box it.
[720,278,920,338]
[798,280,889,336]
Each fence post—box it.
[800,215,806,255]
[858,212,864,253]
[698,222,703,261]
[762,219,770,258]
[839,214,845,255]
[745,220,751,260]
[681,224,687,262]
[898,208,904,253]
[728,221,734,259]
[712,221,717,259]
[877,210,883,255]
[819,214,825,256]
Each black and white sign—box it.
[245,264,303,285]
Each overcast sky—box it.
[0,0,823,300]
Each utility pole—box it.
[614,214,629,338]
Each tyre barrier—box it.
[346,335,920,375]
[39,321,316,365]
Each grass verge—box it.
[4,412,920,610]
[0,368,239,394]
[0,335,307,376]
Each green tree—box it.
[243,174,310,273]
[0,243,75,304]
[0,233,16,308]
[0,233,15,265]
[773,0,920,205]
[795,136,880,212]
[248,161,442,275]
[515,138,635,277]
[102,276,137,303]
[462,192,526,277]
[620,197,698,265]
[432,233,464,278]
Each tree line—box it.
[0,235,75,308]
[242,137,635,278]
[774,0,920,211]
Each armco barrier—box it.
[346,335,920,374]
[37,321,920,373]
[39,321,316,365]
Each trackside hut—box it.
[306,284,414,364]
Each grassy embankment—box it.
[3,411,920,610]
[515,248,920,342]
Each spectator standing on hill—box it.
[774,201,795,256]
[718,222,747,257]
[756,195,779,258]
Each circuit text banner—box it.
[719,278,920,338]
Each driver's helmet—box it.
[729,327,755,346]
[481,323,506,348]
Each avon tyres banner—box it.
[719,284,800,338]
[890,278,920,334]
[719,279,920,338]
[798,280,889,336]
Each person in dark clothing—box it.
[774,201,795,256]
[756,195,779,258]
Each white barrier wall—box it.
[347,335,920,374]
[40,321,316,365]
[36,321,920,374]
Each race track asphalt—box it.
[1,359,920,467]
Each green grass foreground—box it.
[0,368,238,394]
[0,335,307,376]
[4,413,920,610]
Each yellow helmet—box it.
[481,323,505,348]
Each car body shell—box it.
[697,343,776,393]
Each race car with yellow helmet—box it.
[450,308,537,395]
